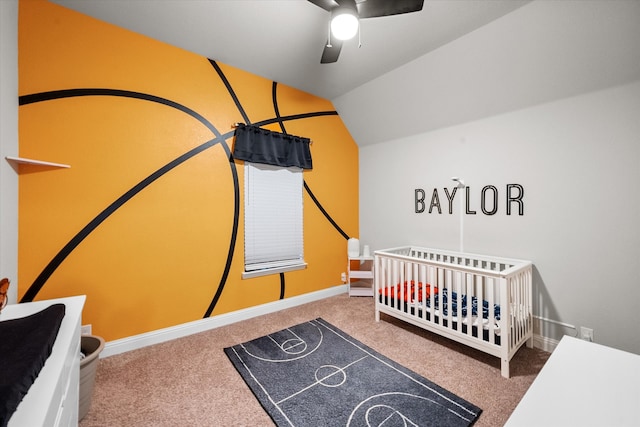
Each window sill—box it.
[242,263,307,279]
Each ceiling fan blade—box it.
[357,0,424,18]
[307,0,339,12]
[321,39,343,63]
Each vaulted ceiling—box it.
[51,0,529,100]
[50,1,640,147]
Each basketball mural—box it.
[17,0,358,341]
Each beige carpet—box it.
[79,293,549,426]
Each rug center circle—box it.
[315,364,347,387]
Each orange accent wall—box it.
[18,0,358,341]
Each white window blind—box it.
[243,162,305,277]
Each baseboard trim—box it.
[533,333,560,353]
[102,285,562,358]
[101,285,348,358]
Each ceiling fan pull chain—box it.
[358,24,362,48]
[327,20,332,48]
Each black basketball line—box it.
[272,82,288,300]
[272,81,287,136]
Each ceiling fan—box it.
[308,0,425,63]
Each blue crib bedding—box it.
[378,287,502,343]
[425,289,501,320]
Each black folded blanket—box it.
[0,304,66,427]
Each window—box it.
[232,123,312,279]
[243,162,306,278]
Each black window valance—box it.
[233,124,312,170]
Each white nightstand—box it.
[347,256,374,297]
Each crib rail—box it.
[374,246,533,378]
[375,246,531,277]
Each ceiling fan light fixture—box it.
[330,8,359,41]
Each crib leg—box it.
[375,309,380,322]
[501,359,510,378]
[526,335,534,348]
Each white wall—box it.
[335,0,640,147]
[350,0,640,355]
[361,80,640,354]
[0,0,19,304]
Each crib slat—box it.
[486,276,496,345]
[427,265,435,321]
[465,273,472,336]
[419,264,426,321]
[476,274,482,340]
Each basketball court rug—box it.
[224,318,481,426]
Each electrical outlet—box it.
[341,272,346,282]
[580,326,593,342]
[81,324,92,335]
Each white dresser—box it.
[2,295,86,427]
[505,335,640,427]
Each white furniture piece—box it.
[505,335,640,427]
[347,255,374,296]
[3,295,86,427]
[375,246,533,378]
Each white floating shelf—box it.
[5,156,70,168]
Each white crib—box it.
[375,246,533,378]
